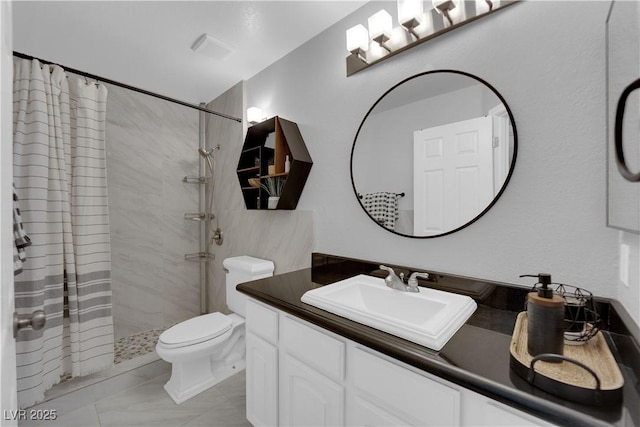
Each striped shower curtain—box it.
[13,58,114,408]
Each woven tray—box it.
[509,312,623,406]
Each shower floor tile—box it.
[114,326,168,364]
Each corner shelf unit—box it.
[237,116,312,210]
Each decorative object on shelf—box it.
[248,178,260,188]
[284,155,291,173]
[260,177,285,209]
[346,0,518,76]
[237,116,312,210]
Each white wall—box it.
[246,2,629,313]
[204,82,315,315]
[1,0,19,421]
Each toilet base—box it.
[164,358,246,405]
[158,314,246,405]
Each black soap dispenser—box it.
[520,273,565,358]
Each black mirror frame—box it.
[614,78,640,183]
[350,69,518,238]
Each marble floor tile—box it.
[183,398,251,427]
[217,370,246,402]
[95,373,245,426]
[24,361,248,427]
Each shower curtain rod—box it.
[13,51,242,123]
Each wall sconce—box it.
[346,0,517,77]
[398,0,424,38]
[346,24,369,60]
[247,107,266,125]
[433,0,457,27]
[475,0,495,15]
[368,10,393,52]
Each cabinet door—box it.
[461,389,556,426]
[349,345,460,426]
[482,402,554,427]
[246,332,278,427]
[280,353,344,427]
[348,394,411,426]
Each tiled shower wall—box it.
[205,82,314,314]
[105,84,201,339]
[103,80,313,333]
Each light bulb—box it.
[368,9,393,44]
[346,24,369,55]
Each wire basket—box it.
[529,282,601,344]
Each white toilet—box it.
[155,255,274,404]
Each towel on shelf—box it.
[13,184,31,275]
[362,192,399,230]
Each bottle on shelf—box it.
[284,155,291,173]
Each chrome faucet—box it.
[379,265,430,293]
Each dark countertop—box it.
[237,253,640,427]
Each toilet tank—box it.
[223,256,274,316]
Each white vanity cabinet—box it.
[279,315,345,426]
[245,298,555,427]
[245,300,279,427]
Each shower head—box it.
[198,146,219,172]
[198,147,213,158]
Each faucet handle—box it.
[379,265,404,276]
[379,265,407,290]
[407,272,429,292]
[379,265,395,277]
[379,265,401,283]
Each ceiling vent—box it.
[191,33,234,60]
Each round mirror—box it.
[351,70,517,238]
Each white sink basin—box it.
[301,274,477,351]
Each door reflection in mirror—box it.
[351,70,517,238]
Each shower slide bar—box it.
[185,252,215,261]
[13,51,242,123]
[184,213,215,221]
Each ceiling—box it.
[12,1,366,104]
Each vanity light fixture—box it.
[247,107,266,125]
[345,0,518,77]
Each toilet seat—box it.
[159,312,232,349]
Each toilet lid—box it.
[159,312,233,347]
